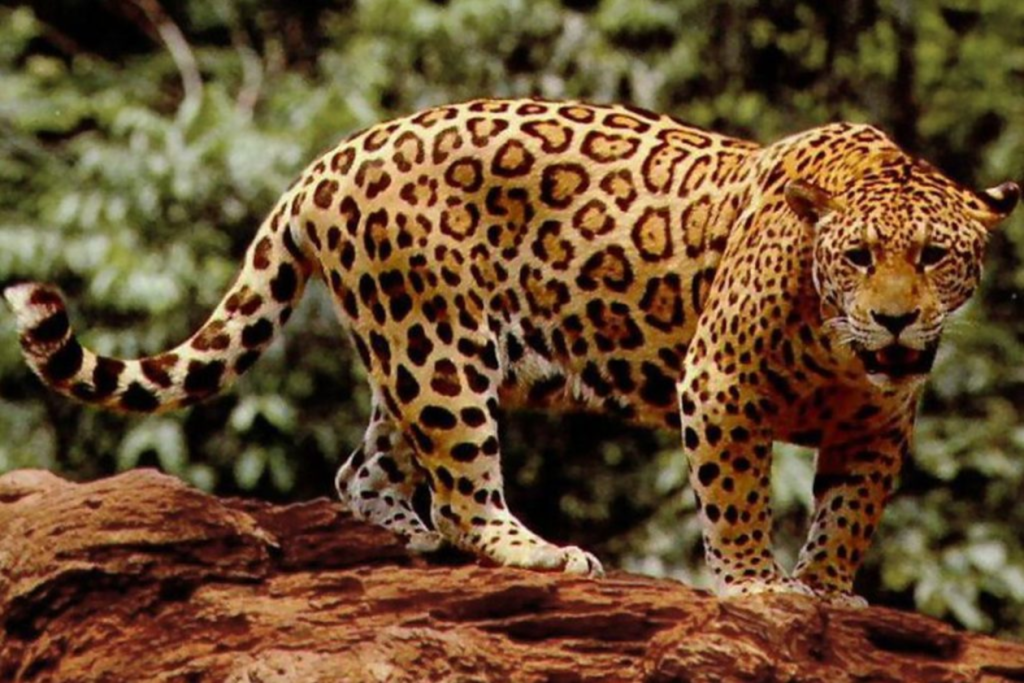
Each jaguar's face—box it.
[786,166,1019,388]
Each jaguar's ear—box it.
[785,179,839,224]
[970,181,1020,230]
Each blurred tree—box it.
[0,0,1022,637]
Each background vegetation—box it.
[1,0,1022,637]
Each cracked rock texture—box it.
[1,469,1023,682]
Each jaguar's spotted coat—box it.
[7,99,1019,603]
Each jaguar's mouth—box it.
[854,342,939,379]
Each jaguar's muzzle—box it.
[854,341,939,379]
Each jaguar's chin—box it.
[853,341,939,384]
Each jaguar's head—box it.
[786,152,1018,388]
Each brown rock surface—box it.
[1,468,1022,682]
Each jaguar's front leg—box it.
[793,408,913,606]
[679,365,811,599]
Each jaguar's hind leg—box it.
[380,334,603,576]
[335,397,443,552]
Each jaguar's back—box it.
[304,99,759,430]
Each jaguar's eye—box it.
[844,247,873,268]
[919,244,948,267]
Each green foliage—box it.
[1,0,1022,638]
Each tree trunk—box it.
[1,469,1022,682]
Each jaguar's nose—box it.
[871,309,920,336]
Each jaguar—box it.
[6,98,1019,603]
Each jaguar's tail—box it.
[3,198,314,414]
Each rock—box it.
[1,469,1022,682]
